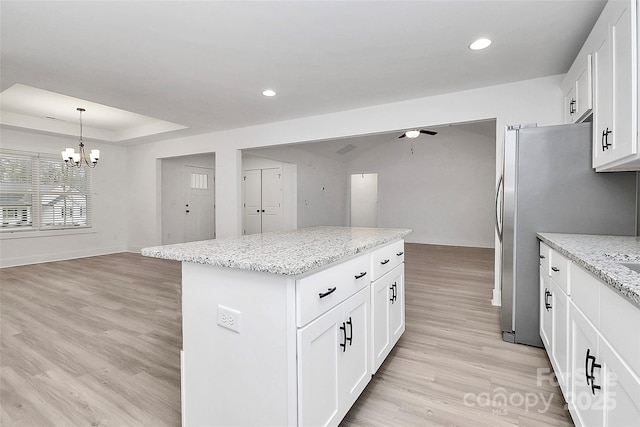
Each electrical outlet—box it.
[217,305,241,333]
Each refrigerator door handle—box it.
[495,175,504,242]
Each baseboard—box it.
[0,246,128,268]
[492,288,501,306]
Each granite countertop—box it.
[537,233,640,309]
[142,226,412,276]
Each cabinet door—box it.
[570,303,604,427]
[339,288,371,415]
[540,270,553,351]
[610,0,637,162]
[297,304,343,427]
[592,0,638,169]
[575,54,593,121]
[600,337,640,427]
[550,279,569,395]
[389,267,405,346]
[371,273,392,373]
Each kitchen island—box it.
[142,226,411,427]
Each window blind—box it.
[0,153,34,228]
[0,151,92,231]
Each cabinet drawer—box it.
[549,249,570,295]
[539,242,550,276]
[570,263,600,328]
[296,254,370,327]
[600,282,640,375]
[371,240,405,281]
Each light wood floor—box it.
[0,244,573,426]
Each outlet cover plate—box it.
[217,305,241,333]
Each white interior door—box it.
[243,169,262,235]
[184,166,215,242]
[260,168,283,233]
[350,173,378,227]
[243,167,283,235]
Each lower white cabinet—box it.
[540,240,640,427]
[371,263,405,373]
[569,302,605,426]
[569,302,640,427]
[297,287,370,426]
[550,278,570,394]
[539,243,570,394]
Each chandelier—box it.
[61,108,100,168]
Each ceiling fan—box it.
[398,129,438,139]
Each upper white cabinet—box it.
[562,54,593,124]
[570,0,639,170]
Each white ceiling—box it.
[0,1,606,144]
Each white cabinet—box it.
[589,0,639,170]
[569,302,605,427]
[551,278,570,394]
[562,54,593,123]
[539,243,570,394]
[540,239,640,427]
[297,287,370,426]
[569,301,640,427]
[371,263,405,373]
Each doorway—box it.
[350,173,378,227]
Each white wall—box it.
[126,75,563,251]
[347,125,496,247]
[0,128,128,267]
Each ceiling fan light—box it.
[405,130,420,139]
[469,38,492,50]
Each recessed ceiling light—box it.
[469,38,492,51]
[262,89,277,97]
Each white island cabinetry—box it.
[142,226,410,427]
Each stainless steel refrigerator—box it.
[497,123,636,347]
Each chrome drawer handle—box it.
[319,287,337,298]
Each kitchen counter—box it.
[141,226,412,275]
[537,233,640,309]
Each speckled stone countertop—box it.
[537,233,640,309]
[142,226,412,276]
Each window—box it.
[0,150,92,232]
